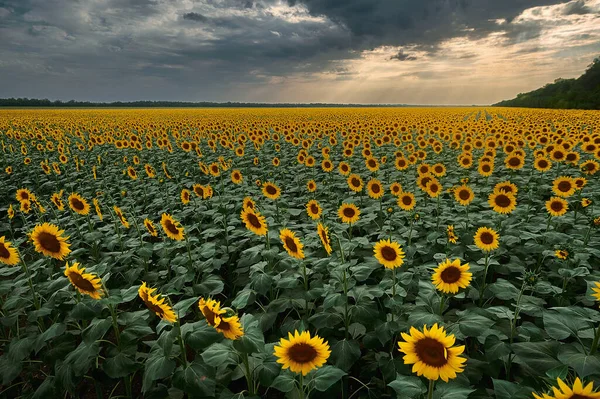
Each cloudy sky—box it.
[1,0,599,104]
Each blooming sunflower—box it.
[432,259,472,294]
[51,191,65,211]
[306,200,322,220]
[432,163,446,177]
[454,185,474,206]
[317,223,332,255]
[582,198,592,208]
[373,239,405,269]
[262,182,281,200]
[30,223,71,260]
[144,218,158,236]
[280,228,305,259]
[390,182,403,197]
[198,298,244,340]
[534,157,552,172]
[231,170,243,184]
[552,176,577,198]
[488,191,517,214]
[581,160,599,175]
[397,323,466,382]
[64,262,104,299]
[425,179,442,198]
[478,162,494,177]
[193,184,206,198]
[273,330,331,376]
[242,196,256,210]
[533,377,600,399]
[138,282,177,323]
[306,180,317,192]
[397,192,416,211]
[338,162,351,175]
[160,213,185,240]
[20,199,32,214]
[68,193,90,215]
[93,198,103,221]
[0,236,19,266]
[16,188,33,202]
[347,174,364,192]
[367,179,384,199]
[555,249,569,260]
[493,181,518,196]
[181,189,191,205]
[240,207,268,236]
[338,203,360,224]
[473,227,499,252]
[546,197,568,217]
[7,204,14,219]
[113,206,130,228]
[592,282,600,304]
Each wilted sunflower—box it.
[180,189,191,205]
[30,223,71,260]
[373,239,405,269]
[68,193,90,215]
[0,236,19,266]
[262,182,281,200]
[367,179,384,199]
[533,377,600,399]
[231,169,243,184]
[113,206,130,228]
[280,228,305,259]
[240,207,268,236]
[397,192,416,211]
[64,262,104,299]
[338,203,360,224]
[51,191,65,211]
[398,323,466,382]
[546,197,568,217]
[138,282,177,323]
[454,185,474,206]
[144,218,158,236]
[474,227,499,252]
[347,174,364,192]
[160,213,185,240]
[274,330,331,376]
[306,200,322,220]
[488,191,517,214]
[552,176,577,197]
[317,223,332,255]
[432,259,472,294]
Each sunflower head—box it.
[0,236,19,266]
[30,223,71,260]
[274,330,331,375]
[160,213,185,240]
[432,259,472,294]
[262,182,281,200]
[68,193,90,215]
[473,226,499,252]
[317,223,332,255]
[240,207,268,236]
[338,203,360,224]
[64,262,104,299]
[373,239,405,269]
[280,228,305,260]
[306,200,322,220]
[397,192,416,211]
[488,191,517,214]
[552,176,576,198]
[546,197,568,217]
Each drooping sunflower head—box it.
[279,228,305,260]
[488,191,517,214]
[274,330,331,376]
[338,203,360,224]
[306,200,322,220]
[68,193,90,215]
[215,314,245,340]
[398,323,466,382]
[373,239,405,269]
[144,218,158,236]
[160,213,185,240]
[30,223,71,260]
[144,292,177,323]
[0,236,19,266]
[317,223,332,255]
[397,192,416,211]
[546,197,568,217]
[198,297,225,327]
[432,259,472,294]
[51,192,65,211]
[367,178,384,199]
[347,174,364,192]
[64,262,104,299]
[262,181,281,200]
[181,189,191,205]
[240,207,268,236]
[473,226,500,252]
[113,206,130,228]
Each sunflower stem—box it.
[175,316,188,367]
[591,326,600,355]
[241,352,256,395]
[298,373,305,399]
[107,303,121,349]
[184,234,193,269]
[19,254,40,311]
[407,216,414,247]
[427,379,435,399]
[478,252,490,307]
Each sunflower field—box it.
[1,107,600,399]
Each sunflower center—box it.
[368,160,376,167]
[495,194,511,208]
[284,236,298,253]
[551,201,564,212]
[288,343,318,364]
[310,204,319,214]
[195,188,204,197]
[508,157,520,166]
[71,198,85,210]
[247,213,262,228]
[480,232,494,245]
[202,308,218,326]
[0,243,10,259]
[68,272,96,292]
[266,185,277,195]
[343,207,356,218]
[429,184,439,193]
[569,395,592,399]
[146,300,166,319]
[380,246,397,261]
[440,266,462,283]
[371,184,381,193]
[165,220,180,235]
[538,160,548,168]
[415,337,448,367]
[459,190,470,200]
[482,164,491,172]
[217,319,232,331]
[402,196,412,206]
[37,232,61,253]
[499,185,512,193]
[557,181,572,192]
[421,177,432,186]
[320,230,329,245]
[351,178,360,187]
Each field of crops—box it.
[1,107,600,398]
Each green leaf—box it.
[557,345,600,378]
[103,352,139,378]
[174,296,199,318]
[201,343,233,367]
[35,323,66,353]
[232,314,264,354]
[312,365,346,392]
[543,308,593,340]
[492,379,533,399]
[512,341,562,375]
[433,382,475,399]
[172,361,216,397]
[232,289,255,309]
[388,374,426,398]
[270,373,296,393]
[143,354,177,392]
[330,339,361,371]
[83,318,112,345]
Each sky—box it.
[0,0,599,104]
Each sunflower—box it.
[215,314,245,340]
[432,259,472,294]
[338,162,351,175]
[280,228,305,259]
[273,330,331,376]
[306,200,322,220]
[575,177,587,190]
[582,198,592,208]
[367,179,384,199]
[209,162,220,177]
[454,185,474,206]
[390,182,403,197]
[7,204,14,219]
[493,181,518,196]
[447,225,458,244]
[488,191,517,214]
[198,297,225,327]
[473,227,499,252]
[373,239,405,269]
[534,377,600,399]
[180,189,192,205]
[51,191,65,211]
[504,154,525,170]
[138,282,177,323]
[231,169,243,184]
[198,298,244,340]
[398,323,466,382]
[127,166,137,180]
[555,249,569,260]
[546,197,568,217]
[30,223,71,260]
[317,223,332,255]
[592,282,600,304]
[581,160,599,175]
[145,164,156,178]
[240,207,268,236]
[16,188,33,202]
[365,157,379,172]
[144,218,158,236]
[160,213,185,240]
[193,184,206,198]
[338,203,360,224]
[347,174,364,192]
[425,179,442,198]
[64,262,104,299]
[113,206,130,228]
[20,199,32,214]
[262,182,281,200]
[306,180,317,193]
[397,192,416,211]
[417,174,434,191]
[243,196,256,210]
[432,163,446,177]
[93,198,103,221]
[552,176,577,197]
[478,162,494,177]
[68,193,90,215]
[0,236,19,266]
[534,157,552,172]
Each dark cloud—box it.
[390,50,417,61]
[562,0,593,14]
[182,12,209,22]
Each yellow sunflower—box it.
[592,282,600,304]
[493,181,518,196]
[454,185,474,206]
[0,236,19,266]
[390,182,403,197]
[338,161,351,175]
[68,193,90,215]
[16,188,33,202]
[280,228,305,259]
[273,330,331,376]
[51,191,65,211]
[317,223,332,255]
[373,239,405,269]
[160,213,185,240]
[138,282,177,323]
[240,207,268,236]
[193,184,206,198]
[473,227,500,252]
[425,179,442,198]
[231,169,243,184]
[552,176,577,198]
[243,196,256,210]
[64,262,104,299]
[534,377,600,399]
[30,223,71,260]
[367,179,384,199]
[338,203,360,224]
[262,182,281,200]
[432,259,472,294]
[398,323,466,382]
[144,218,158,236]
[7,204,14,219]
[198,298,244,340]
[306,200,322,220]
[307,180,317,192]
[546,197,568,217]
[113,206,130,229]
[20,199,32,214]
[93,198,103,221]
[488,191,517,214]
[555,249,569,260]
[582,198,592,208]
[181,189,191,205]
[397,192,416,211]
[534,157,552,172]
[581,160,599,175]
[347,174,364,192]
